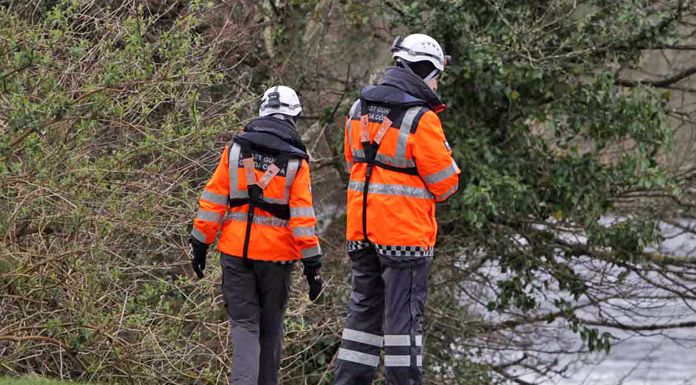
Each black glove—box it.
[189,237,209,279]
[304,267,324,302]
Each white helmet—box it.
[391,33,451,72]
[259,85,302,117]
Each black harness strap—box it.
[352,156,418,175]
[238,142,289,266]
[358,100,403,243]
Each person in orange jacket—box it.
[189,85,323,385]
[333,34,460,385]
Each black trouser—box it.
[220,254,293,385]
[333,246,432,385]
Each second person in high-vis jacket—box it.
[189,86,323,385]
[334,34,460,385]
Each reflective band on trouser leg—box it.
[342,328,384,347]
[384,354,412,367]
[384,334,411,346]
[336,348,379,367]
[382,258,432,385]
[384,334,424,368]
[333,247,384,385]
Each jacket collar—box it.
[239,116,308,158]
[381,67,446,113]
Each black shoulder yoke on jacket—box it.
[236,116,308,160]
[229,116,309,221]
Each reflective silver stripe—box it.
[228,143,248,199]
[347,101,360,150]
[417,355,423,367]
[415,335,423,346]
[384,355,411,367]
[225,212,288,227]
[290,206,315,218]
[229,143,297,202]
[282,159,300,203]
[337,348,379,367]
[435,183,458,202]
[301,245,322,258]
[348,181,433,199]
[423,161,459,185]
[349,99,361,119]
[352,148,365,158]
[342,329,384,347]
[395,107,421,159]
[351,150,416,169]
[292,226,315,237]
[263,196,287,204]
[201,190,228,205]
[375,153,416,168]
[197,209,223,222]
[191,227,207,243]
[346,119,354,152]
[384,335,410,346]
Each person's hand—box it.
[304,268,324,302]
[189,237,209,279]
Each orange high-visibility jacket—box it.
[191,126,321,262]
[344,70,460,257]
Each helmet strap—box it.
[424,69,440,82]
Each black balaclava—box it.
[397,60,439,80]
